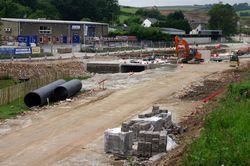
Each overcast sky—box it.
[119,0,248,7]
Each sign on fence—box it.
[0,48,15,55]
[14,48,32,55]
[31,47,41,54]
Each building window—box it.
[39,26,52,34]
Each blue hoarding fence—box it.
[0,48,15,55]
[0,47,36,55]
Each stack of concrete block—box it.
[159,131,168,153]
[104,128,133,157]
[137,142,152,158]
[104,106,176,158]
[136,130,167,157]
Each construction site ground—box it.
[0,60,249,166]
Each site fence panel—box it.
[0,72,71,105]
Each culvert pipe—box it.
[54,79,82,101]
[24,79,66,108]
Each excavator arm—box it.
[175,36,190,58]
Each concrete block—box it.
[138,131,146,142]
[152,106,160,114]
[152,138,159,153]
[151,131,160,139]
[145,131,152,142]
[159,131,168,144]
[138,114,146,118]
[132,131,139,142]
[159,109,168,114]
[144,112,153,118]
[121,122,130,132]
[104,128,133,157]
[159,143,167,153]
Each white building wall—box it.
[183,37,211,44]
[142,19,152,28]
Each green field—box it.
[120,6,139,14]
[237,9,250,15]
[182,70,250,165]
[119,15,130,23]
[157,5,207,11]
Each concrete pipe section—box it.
[54,79,82,101]
[24,79,66,108]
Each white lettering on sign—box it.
[72,25,81,30]
[15,48,32,55]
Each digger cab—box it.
[230,54,239,67]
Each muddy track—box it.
[0,62,240,166]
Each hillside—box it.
[119,5,250,30]
[119,6,139,23]
[157,5,209,11]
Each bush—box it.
[128,24,171,41]
[109,30,128,37]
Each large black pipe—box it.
[24,79,66,108]
[54,79,82,101]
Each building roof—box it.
[160,28,185,33]
[146,18,158,24]
[200,30,222,32]
[1,18,108,26]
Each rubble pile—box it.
[104,106,184,159]
[0,60,86,79]
[114,50,175,59]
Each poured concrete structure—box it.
[87,62,121,73]
[87,61,177,74]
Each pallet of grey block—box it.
[104,106,185,159]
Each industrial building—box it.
[0,18,109,45]
[190,24,222,40]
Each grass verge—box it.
[0,97,28,119]
[182,71,250,165]
[0,76,17,89]
[0,53,53,59]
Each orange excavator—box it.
[175,36,203,63]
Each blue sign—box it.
[0,48,15,55]
[14,48,32,55]
[18,36,38,46]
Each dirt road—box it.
[0,62,232,166]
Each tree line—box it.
[0,0,120,23]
